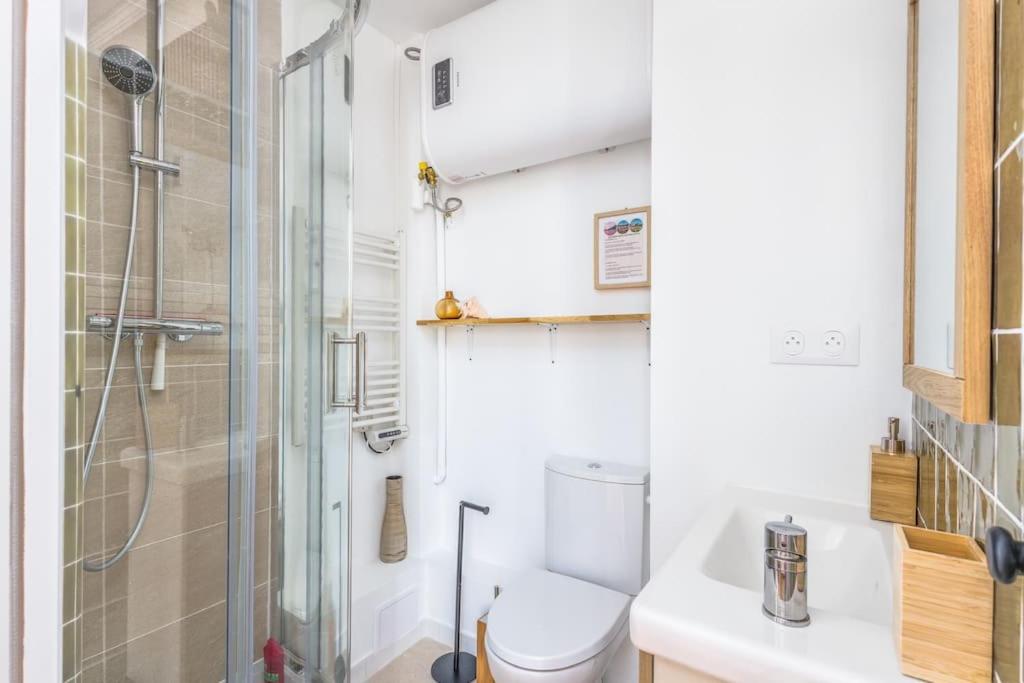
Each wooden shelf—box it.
[416,313,650,327]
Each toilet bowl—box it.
[484,569,631,683]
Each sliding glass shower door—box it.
[264,10,357,683]
[61,0,355,676]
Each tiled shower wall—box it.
[63,36,88,682]
[62,0,280,680]
[911,2,1024,682]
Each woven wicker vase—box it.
[380,475,407,563]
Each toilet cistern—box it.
[762,514,809,627]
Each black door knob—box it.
[985,527,1024,584]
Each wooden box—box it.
[893,525,993,683]
[870,446,918,525]
[477,615,494,683]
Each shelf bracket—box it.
[465,325,475,361]
[545,324,559,365]
[642,321,651,366]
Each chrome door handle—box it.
[329,330,366,410]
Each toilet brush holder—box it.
[431,500,490,683]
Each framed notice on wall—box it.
[593,206,651,289]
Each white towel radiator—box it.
[351,230,407,446]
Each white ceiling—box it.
[366,0,497,43]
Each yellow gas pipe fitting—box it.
[418,161,438,187]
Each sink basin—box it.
[630,487,913,682]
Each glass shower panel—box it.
[62,0,354,677]
[318,33,355,683]
[278,13,355,683]
[64,0,255,677]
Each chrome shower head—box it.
[100,46,155,154]
[100,45,156,97]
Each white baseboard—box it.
[351,618,479,683]
[423,618,477,658]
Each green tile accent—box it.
[993,511,1023,683]
[64,98,76,160]
[77,219,86,280]
[64,390,79,449]
[64,156,76,217]
[64,335,76,391]
[995,148,1023,330]
[997,423,1023,518]
[74,276,85,332]
[63,505,79,563]
[62,561,78,623]
[64,40,75,101]
[62,619,78,681]
[64,274,77,334]
[65,216,78,275]
[76,43,86,103]
[64,448,81,508]
[76,101,86,167]
[994,331,1023,429]
[998,0,1024,157]
[76,158,85,218]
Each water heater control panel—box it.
[433,58,453,109]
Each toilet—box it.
[485,456,650,683]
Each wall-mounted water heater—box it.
[420,0,652,184]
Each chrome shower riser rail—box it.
[130,152,180,175]
[87,314,224,336]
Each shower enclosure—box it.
[59,0,363,679]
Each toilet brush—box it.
[431,500,490,683]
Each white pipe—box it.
[433,186,447,485]
[151,334,167,390]
[435,327,447,485]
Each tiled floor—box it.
[368,639,455,683]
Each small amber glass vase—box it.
[435,290,463,319]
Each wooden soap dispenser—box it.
[869,417,918,525]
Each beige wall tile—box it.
[119,602,226,682]
[93,522,226,645]
[993,514,1023,683]
[999,0,1024,156]
[995,334,1022,427]
[70,0,281,673]
[996,145,1023,330]
[63,619,79,681]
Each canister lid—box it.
[765,515,807,556]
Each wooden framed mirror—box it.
[903,0,994,424]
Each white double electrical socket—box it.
[770,325,860,366]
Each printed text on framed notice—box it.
[593,206,651,289]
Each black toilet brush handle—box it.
[985,527,1024,584]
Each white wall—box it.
[649,0,910,568]
[277,6,426,675]
[349,22,428,678]
[412,144,652,678]
[22,0,65,678]
[426,141,652,570]
[398,40,652,662]
[0,0,14,671]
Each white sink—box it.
[630,487,914,682]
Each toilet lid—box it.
[486,570,631,672]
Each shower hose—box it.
[81,163,156,572]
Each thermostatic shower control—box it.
[433,58,453,109]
